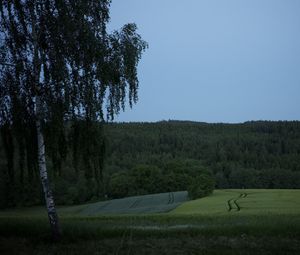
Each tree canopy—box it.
[0,0,148,125]
[0,0,147,239]
[0,1,147,202]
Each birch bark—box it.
[31,2,61,240]
[35,95,61,240]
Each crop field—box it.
[0,191,188,218]
[0,189,300,254]
[78,191,188,215]
[173,189,300,215]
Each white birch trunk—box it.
[36,95,61,240]
[30,2,61,240]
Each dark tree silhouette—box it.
[0,0,147,240]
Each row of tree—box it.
[1,120,299,208]
[0,121,105,207]
[108,160,214,199]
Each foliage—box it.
[104,120,300,190]
[108,160,211,198]
[0,0,148,124]
[187,174,215,200]
[1,120,300,207]
[109,171,132,198]
[0,0,147,208]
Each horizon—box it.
[111,119,300,124]
[109,0,300,123]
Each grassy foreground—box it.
[0,189,300,254]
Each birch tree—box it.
[0,0,147,240]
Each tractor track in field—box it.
[227,193,247,212]
[130,198,142,208]
[168,192,174,204]
[99,202,111,210]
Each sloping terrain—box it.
[0,191,188,217]
[73,191,188,215]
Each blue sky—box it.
[108,0,300,123]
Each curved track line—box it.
[227,193,247,212]
[130,198,142,208]
[168,192,174,204]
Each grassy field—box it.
[0,189,299,254]
[173,189,300,215]
[0,191,188,217]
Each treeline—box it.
[0,121,105,208]
[104,120,300,190]
[1,120,300,208]
[108,160,214,199]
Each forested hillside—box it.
[104,120,300,189]
[1,120,300,207]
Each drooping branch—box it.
[0,0,147,211]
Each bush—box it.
[66,186,78,205]
[108,161,215,199]
[109,172,133,198]
[188,174,215,200]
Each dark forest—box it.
[1,120,300,207]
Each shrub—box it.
[109,172,133,198]
[188,174,215,200]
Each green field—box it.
[173,189,300,215]
[0,189,300,254]
[0,191,189,217]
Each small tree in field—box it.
[188,174,215,200]
[0,0,147,240]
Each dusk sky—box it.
[108,0,300,123]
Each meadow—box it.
[0,189,299,254]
